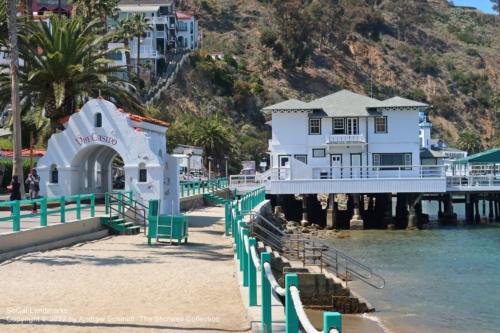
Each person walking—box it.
[26,169,40,213]
[8,175,21,214]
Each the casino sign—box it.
[75,133,118,146]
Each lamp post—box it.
[208,156,213,181]
[224,155,229,178]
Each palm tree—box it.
[117,17,134,79]
[0,15,142,130]
[5,0,24,185]
[72,0,120,29]
[129,13,152,79]
[192,114,237,168]
[457,132,482,154]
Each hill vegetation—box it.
[150,0,499,167]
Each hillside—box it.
[153,0,500,165]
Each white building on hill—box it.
[263,90,447,195]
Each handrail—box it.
[0,193,95,232]
[263,261,285,296]
[240,210,385,289]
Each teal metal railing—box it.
[104,190,134,214]
[179,177,229,198]
[0,193,95,233]
[226,188,342,333]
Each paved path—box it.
[0,206,250,332]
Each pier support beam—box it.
[300,195,309,227]
[383,193,394,229]
[474,197,480,223]
[349,194,364,230]
[395,193,408,229]
[326,194,338,230]
[495,194,499,222]
[489,195,494,222]
[465,193,473,224]
[407,194,420,230]
[440,193,457,225]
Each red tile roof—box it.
[116,108,170,128]
[176,11,193,19]
[0,148,46,158]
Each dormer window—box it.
[95,113,102,127]
[309,118,321,135]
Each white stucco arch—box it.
[37,98,179,214]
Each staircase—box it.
[143,51,190,105]
[203,193,227,205]
[102,215,141,235]
[101,192,147,235]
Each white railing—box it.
[326,134,366,144]
[447,175,500,188]
[149,17,168,24]
[271,165,446,181]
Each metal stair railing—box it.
[107,192,148,234]
[240,210,385,290]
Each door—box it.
[351,153,362,178]
[346,118,359,135]
[278,155,290,180]
[330,154,342,179]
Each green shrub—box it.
[406,89,427,102]
[465,48,480,57]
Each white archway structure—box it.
[37,98,179,214]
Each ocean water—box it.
[326,225,500,333]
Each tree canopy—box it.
[0,15,142,131]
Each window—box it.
[372,153,412,170]
[333,118,345,134]
[294,155,307,164]
[375,116,387,133]
[346,118,359,134]
[312,149,326,158]
[50,164,58,184]
[95,113,102,127]
[139,163,147,182]
[309,118,321,135]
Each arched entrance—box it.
[37,98,180,214]
[69,145,126,196]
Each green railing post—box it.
[235,217,241,260]
[285,274,299,333]
[128,191,133,205]
[60,196,66,223]
[239,221,245,271]
[242,227,249,287]
[224,201,230,236]
[12,201,21,232]
[76,196,81,220]
[261,252,272,333]
[117,192,123,213]
[104,192,109,214]
[248,237,257,306]
[90,194,95,217]
[324,312,342,333]
[40,198,48,227]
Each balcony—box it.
[326,134,366,145]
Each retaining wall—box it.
[0,217,108,262]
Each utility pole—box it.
[7,0,25,193]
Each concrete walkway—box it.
[0,206,250,332]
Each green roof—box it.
[454,148,500,164]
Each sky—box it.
[452,0,496,14]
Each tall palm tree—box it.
[129,13,152,79]
[117,17,134,79]
[192,114,237,168]
[6,0,24,184]
[72,0,120,29]
[0,15,142,130]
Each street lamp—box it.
[224,155,229,178]
[186,152,192,179]
[207,156,213,180]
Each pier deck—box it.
[0,206,250,333]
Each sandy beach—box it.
[0,206,250,332]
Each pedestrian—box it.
[26,169,40,213]
[7,175,21,214]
